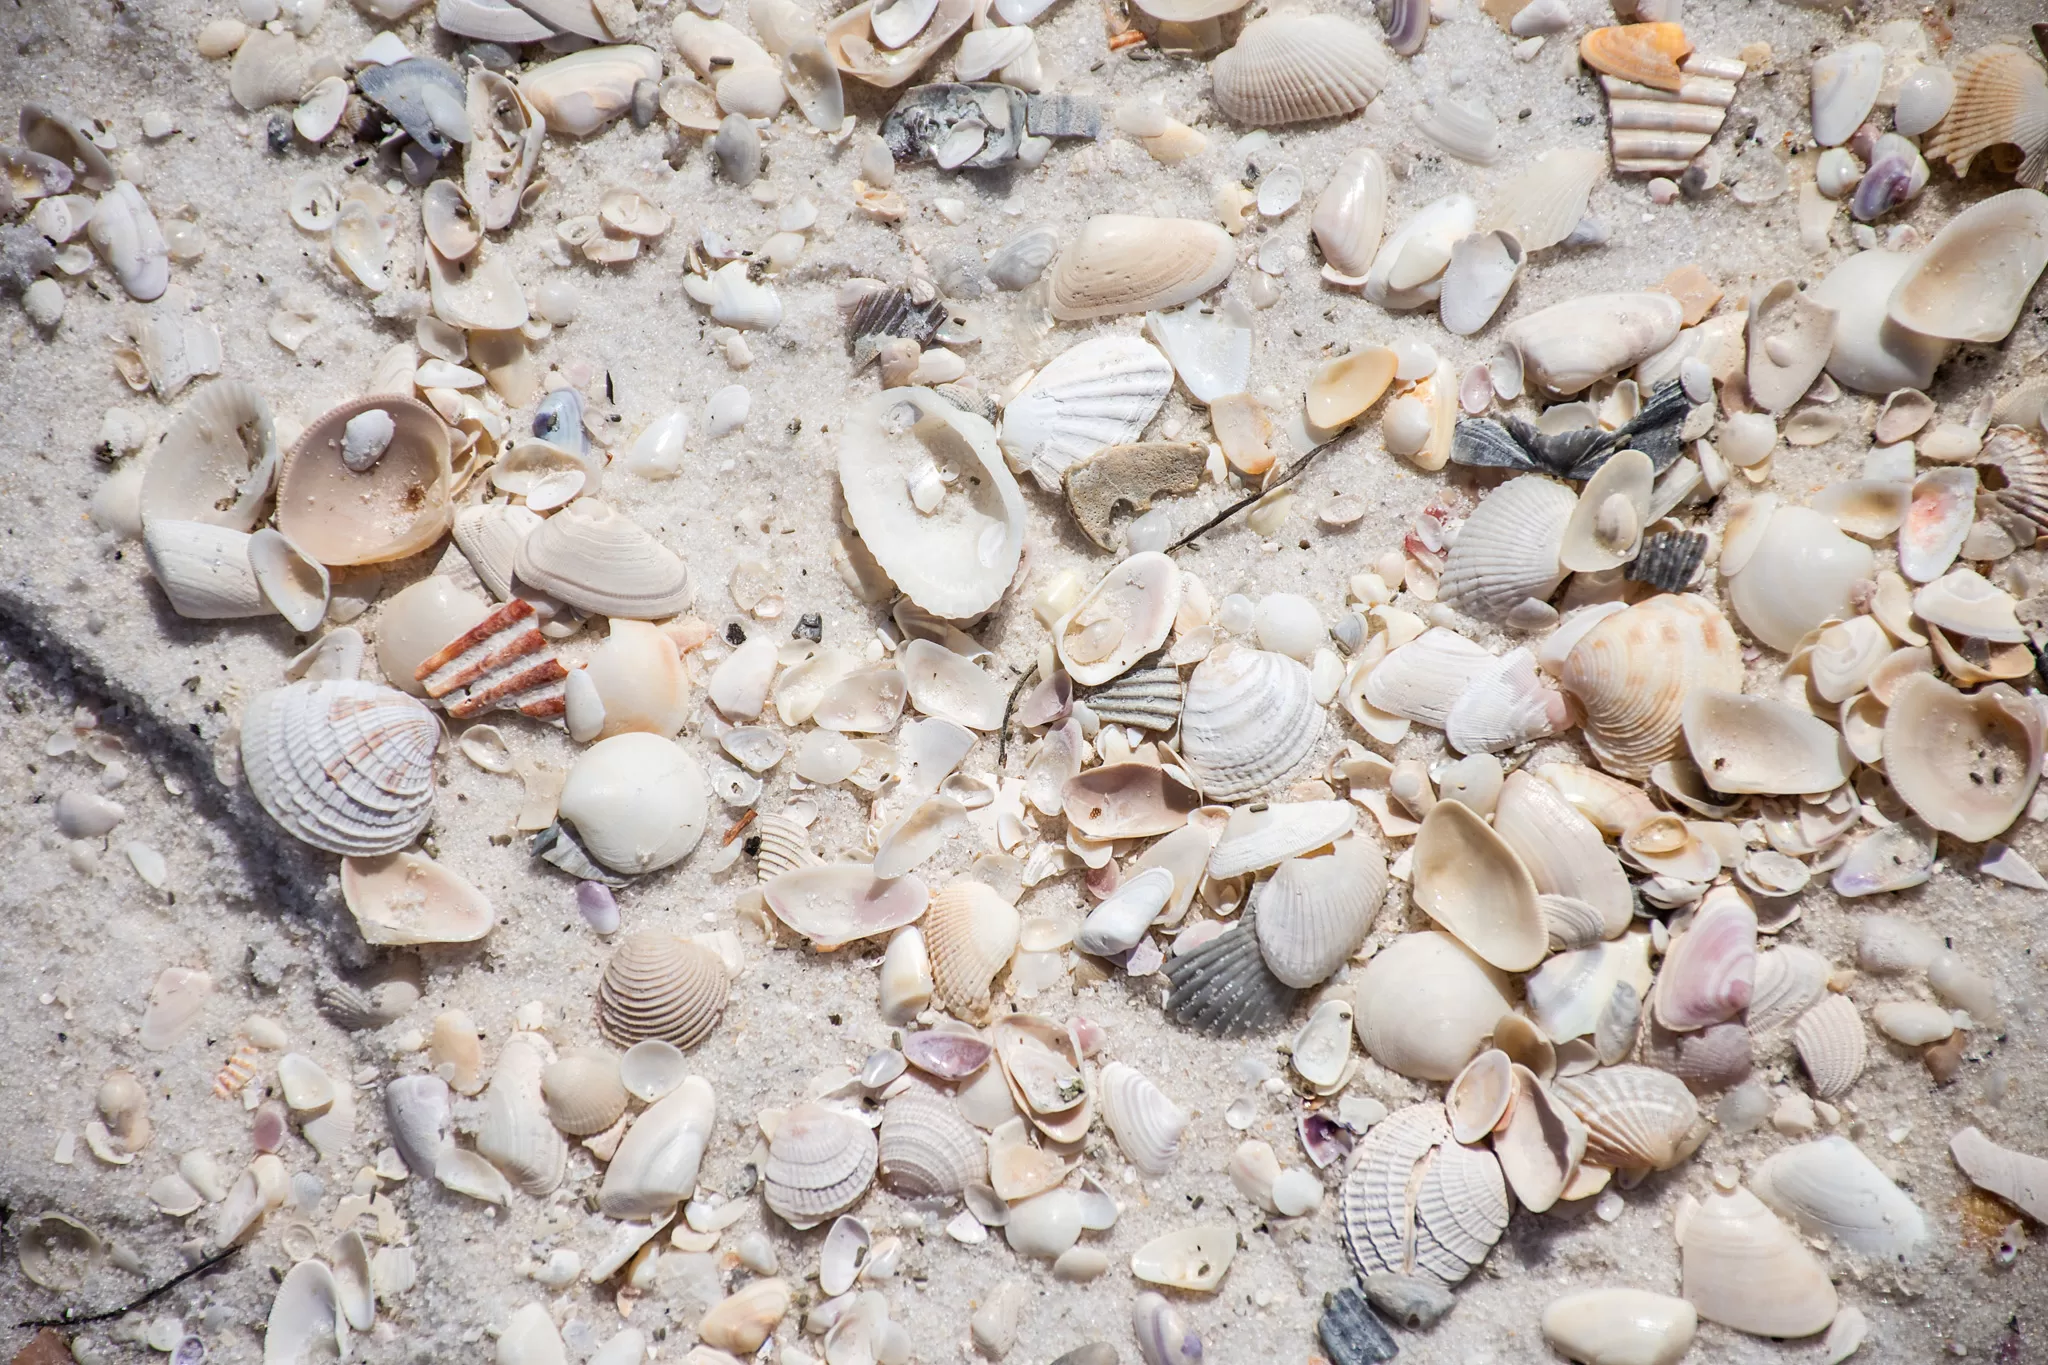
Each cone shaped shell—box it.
[878,1086,986,1196]
[1179,646,1322,800]
[1440,475,1576,624]
[1211,13,1394,126]
[1679,1185,1839,1338]
[1560,594,1743,780]
[276,397,452,566]
[1353,931,1514,1081]
[765,1102,878,1228]
[1339,1102,1509,1287]
[1552,1064,1700,1173]
[597,931,730,1049]
[1047,216,1236,321]
[241,680,437,856]
[1882,674,2044,841]
[1253,836,1387,988]
[1411,800,1547,972]
[1099,1061,1191,1176]
[513,499,693,619]
[924,880,1020,1023]
[1493,770,1632,938]
[1751,1136,1928,1259]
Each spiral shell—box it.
[1163,910,1301,1035]
[541,1047,629,1136]
[1211,13,1394,126]
[1790,994,1865,1100]
[924,880,1020,1024]
[597,931,730,1050]
[878,1086,987,1197]
[1559,594,1743,780]
[764,1102,878,1229]
[1179,646,1322,800]
[240,680,438,856]
[1552,1064,1701,1173]
[1099,1061,1191,1176]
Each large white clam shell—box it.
[763,863,930,947]
[1678,1184,1839,1339]
[1211,12,1394,126]
[1099,1060,1190,1176]
[1750,1135,1928,1260]
[276,396,453,567]
[1541,1289,1697,1365]
[1807,249,1953,395]
[1208,800,1356,879]
[1045,216,1236,322]
[1056,551,1181,687]
[1179,645,1321,799]
[1493,770,1632,939]
[598,1074,717,1218]
[1440,474,1576,624]
[841,388,1026,619]
[1497,292,1684,396]
[241,680,438,856]
[1364,626,1490,728]
[1311,148,1389,284]
[999,334,1175,492]
[557,732,710,875]
[519,45,660,135]
[1882,674,2043,842]
[1252,835,1387,988]
[1887,188,2048,345]
[140,380,281,531]
[1353,931,1514,1081]
[476,1033,567,1196]
[265,1259,349,1365]
[1411,799,1547,972]
[514,499,693,619]
[1680,690,1853,795]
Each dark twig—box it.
[997,670,1031,767]
[1166,443,1334,554]
[17,1246,243,1328]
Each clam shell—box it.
[1441,475,1576,625]
[1678,1185,1839,1339]
[1411,800,1547,972]
[1746,279,1837,414]
[1651,889,1755,1031]
[1445,646,1574,754]
[1922,45,2048,188]
[340,851,492,945]
[1056,552,1181,687]
[1900,469,1979,583]
[276,397,451,567]
[1339,1102,1508,1287]
[1481,146,1606,253]
[141,520,269,621]
[266,1259,349,1365]
[1080,665,1184,731]
[558,733,710,875]
[519,45,660,135]
[598,1074,717,1218]
[878,1086,987,1195]
[465,71,543,232]
[513,499,691,619]
[1888,189,2048,344]
[241,680,437,856]
[1312,148,1389,283]
[1131,1223,1236,1292]
[764,1102,879,1228]
[450,503,540,601]
[597,930,730,1049]
[1364,627,1491,727]
[1916,567,2024,642]
[1099,1060,1191,1176]
[477,1034,566,1195]
[925,880,1020,1023]
[1809,41,1884,147]
[1364,195,1475,310]
[1883,674,2043,842]
[1002,334,1175,494]
[1494,770,1633,939]
[1541,1289,1697,1365]
[763,863,930,946]
[1539,895,1609,952]
[1045,216,1235,322]
[1179,646,1322,800]
[1439,230,1524,336]
[1497,292,1684,396]
[1791,993,1865,1100]
[542,1047,629,1136]
[1681,690,1853,796]
[1209,800,1357,879]
[1725,506,1874,653]
[1552,1064,1700,1173]
[1147,299,1253,405]
[1063,761,1199,839]
[141,380,280,531]
[1746,943,1831,1038]
[1949,1125,2048,1225]
[1163,910,1300,1035]
[1253,836,1386,988]
[1751,1135,1928,1260]
[1492,1063,1589,1214]
[1211,13,1393,126]
[1560,594,1743,780]
[1353,931,1515,1081]
[1307,347,1397,430]
[1447,1048,1513,1145]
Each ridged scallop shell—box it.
[1364,627,1490,728]
[1163,910,1300,1035]
[1339,1103,1508,1288]
[240,680,437,856]
[1552,1064,1700,1173]
[275,396,452,567]
[1883,674,2044,842]
[140,380,280,532]
[1081,666,1183,730]
[1746,944,1831,1039]
[1178,646,1322,799]
[1979,424,2048,534]
[1887,189,2048,345]
[924,880,1020,1024]
[1579,22,1690,90]
[1922,45,2048,188]
[1538,895,1609,952]
[1045,216,1236,323]
[1000,334,1175,491]
[1253,836,1387,988]
[597,931,730,1050]
[1444,646,1574,754]
[1411,799,1547,972]
[1790,993,1864,1100]
[1312,148,1389,283]
[1354,931,1515,1081]
[542,1047,628,1136]
[1750,1135,1928,1260]
[877,1086,987,1196]
[1211,13,1394,126]
[513,499,693,619]
[1560,594,1743,780]
[1494,770,1633,939]
[1440,475,1576,624]
[477,1034,566,1195]
[141,521,268,620]
[764,1102,879,1229]
[1481,146,1606,253]
[1099,1061,1191,1176]
[1679,1185,1839,1339]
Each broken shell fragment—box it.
[1882,674,2043,842]
[1887,190,2048,345]
[1498,293,1684,397]
[1411,800,1548,972]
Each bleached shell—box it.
[1534,761,1659,838]
[842,388,1026,617]
[1146,300,1253,406]
[1045,217,1235,322]
[924,880,1020,1023]
[1552,1064,1699,1173]
[1179,646,1321,799]
[763,863,931,946]
[1560,594,1744,780]
[1899,468,1978,584]
[476,1034,566,1195]
[1751,1136,1928,1260]
[1809,616,1893,703]
[1498,292,1684,396]
[1679,690,1852,796]
[1482,146,1606,253]
[764,1101,879,1228]
[1949,1126,2048,1224]
[699,1279,792,1355]
[1493,1063,1590,1214]
[1411,799,1547,972]
[241,680,437,856]
[878,1086,987,1195]
[1446,1049,1513,1144]
[1081,666,1184,731]
[141,521,268,620]
[1526,936,1651,1046]
[1353,931,1515,1081]
[1364,627,1490,727]
[1883,674,2044,842]
[1809,41,1884,147]
[1056,551,1181,687]
[1364,195,1475,310]
[1439,230,1523,336]
[1440,474,1576,623]
[1808,249,1953,396]
[542,1047,629,1136]
[1494,771,1632,939]
[1652,889,1756,1031]
[518,45,660,135]
[559,733,709,875]
[277,397,452,567]
[1445,646,1574,754]
[465,71,543,231]
[1887,189,2048,345]
[265,1258,348,1365]
[1063,761,1199,839]
[384,1075,453,1178]
[1211,13,1394,126]
[247,529,329,632]
[1163,910,1301,1035]
[1339,1102,1508,1287]
[1678,1185,1840,1339]
[598,1074,717,1218]
[1099,1061,1191,1176]
[823,0,972,88]
[141,379,280,531]
[1746,279,1838,414]
[1725,506,1874,653]
[1209,800,1357,879]
[428,243,529,332]
[1000,335,1175,493]
[598,931,730,1049]
[513,499,692,619]
[1253,836,1387,988]
[1922,46,2048,188]
[1915,568,2024,643]
[1311,148,1389,282]
[1747,944,1831,1038]
[340,851,492,945]
[1791,994,1866,1100]
[1541,1289,1697,1365]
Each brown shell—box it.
[1579,23,1692,93]
[1560,594,1744,780]
[1922,45,2048,186]
[597,931,729,1050]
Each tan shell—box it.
[1882,674,2044,842]
[823,0,972,89]
[1211,13,1394,126]
[597,931,730,1050]
[1311,150,1390,285]
[1790,993,1865,1100]
[1492,1064,1589,1214]
[878,1086,987,1196]
[1679,1185,1839,1339]
[1056,551,1182,687]
[541,1047,629,1136]
[924,880,1021,1024]
[1680,690,1853,796]
[1046,215,1236,321]
[1063,760,1200,839]
[1445,1048,1513,1144]
[764,1102,879,1228]
[1552,1064,1701,1174]
[514,499,693,619]
[1481,146,1606,254]
[1411,800,1547,972]
[275,397,452,567]
[1560,594,1744,780]
[1921,45,2048,188]
[1353,931,1516,1081]
[1887,189,2048,345]
[340,852,493,945]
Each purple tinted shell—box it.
[577,881,621,935]
[902,1030,993,1080]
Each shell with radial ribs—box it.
[764,1101,878,1229]
[1791,994,1865,1099]
[1920,45,2048,188]
[1099,1061,1191,1176]
[1596,50,1746,177]
[541,1047,629,1136]
[597,931,730,1050]
[1340,1102,1508,1288]
[1559,593,1744,780]
[476,1034,567,1195]
[1178,646,1322,800]
[1253,836,1387,988]
[1081,666,1184,731]
[877,1086,987,1197]
[1551,1064,1702,1173]
[1745,944,1832,1039]
[413,598,569,720]
[923,880,1020,1024]
[1211,13,1395,126]
[999,333,1176,491]
[1163,910,1301,1035]
[1440,473,1577,623]
[240,680,438,856]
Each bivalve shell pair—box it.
[1339,1103,1508,1287]
[241,680,437,856]
[597,930,730,1049]
[1681,690,1852,796]
[764,1102,879,1229]
[1211,13,1394,126]
[514,499,693,619]
[1178,645,1322,799]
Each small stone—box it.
[23,278,65,330]
[1364,1273,1455,1331]
[141,112,178,140]
[1319,1285,1399,1365]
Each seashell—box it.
[1724,506,1874,652]
[1751,1135,1928,1260]
[1745,279,1837,414]
[1808,616,1894,703]
[1746,944,1831,1037]
[699,1279,792,1355]
[519,45,660,135]
[1363,195,1476,311]
[1625,530,1706,592]
[414,598,569,721]
[1679,690,1852,796]
[1667,1019,1753,1094]
[245,529,329,633]
[1652,889,1755,1031]
[465,72,543,231]
[1527,936,1652,1047]
[1416,94,1499,166]
[1209,801,1357,879]
[1580,23,1690,92]
[384,1074,454,1179]
[1179,646,1321,798]
[1211,13,1393,126]
[1949,1126,2048,1224]
[1147,299,1253,405]
[1290,998,1356,1092]
[1888,190,2048,345]
[824,0,972,88]
[1099,1061,1191,1176]
[141,380,280,531]
[598,1074,717,1218]
[1319,1285,1400,1365]
[841,388,1025,617]
[1063,761,1199,839]
[140,520,267,620]
[1164,910,1300,1035]
[240,681,435,857]
[1446,1049,1513,1144]
[558,733,709,875]
[988,224,1059,290]
[598,931,729,1050]
[1916,567,2024,642]
[339,851,491,946]
[1498,293,1684,397]
[1898,467,1978,583]
[275,397,451,567]
[1439,230,1524,336]
[1339,1103,1508,1287]
[1353,931,1515,1081]
[1306,347,1397,431]
[1561,594,1743,780]
[901,641,1004,731]
[1979,423,2048,535]
[1805,249,1952,395]
[1809,42,1883,147]
[1883,674,2043,842]
[924,880,1020,1022]
[476,1034,566,1195]
[1076,865,1175,957]
[1056,551,1180,687]
[266,1258,349,1365]
[1791,994,1865,1100]
[542,1048,628,1136]
[1597,50,1745,175]
[1553,1064,1700,1173]
[1922,46,2048,188]
[1253,837,1386,988]
[763,864,930,946]
[18,1213,104,1291]
[878,1086,986,1195]
[1482,147,1606,253]
[1411,800,1547,972]
[1081,665,1184,731]
[1493,1063,1589,1214]
[1364,627,1489,728]
[513,500,691,619]
[1440,474,1576,624]
[619,1039,690,1103]
[764,1101,879,1228]
[1312,149,1390,285]
[1494,771,1632,939]
[1850,133,1932,223]
[1679,1184,1839,1338]
[1131,1223,1236,1292]
[1541,1288,1697,1365]
[1045,216,1235,322]
[1540,895,1610,952]
[445,507,534,607]
[1003,338,1175,500]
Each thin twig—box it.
[18,1246,243,1329]
[997,670,1031,768]
[1166,443,1333,554]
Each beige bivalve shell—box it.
[1681,690,1852,796]
[763,864,931,947]
[1440,474,1576,624]
[1949,1126,2048,1224]
[141,521,268,621]
[276,397,452,567]
[1883,674,2044,841]
[1179,645,1322,799]
[1099,1060,1190,1176]
[924,879,1020,1023]
[994,1014,1093,1142]
[1340,1103,1508,1287]
[1498,292,1684,396]
[1791,993,1866,1100]
[1560,450,1652,573]
[1130,1223,1236,1292]
[1445,1048,1513,1144]
[1745,279,1838,414]
[1561,594,1743,780]
[1679,1184,1839,1338]
[1492,1063,1589,1214]
[1354,931,1515,1081]
[1526,935,1653,1044]
[1411,800,1547,972]
[1208,800,1357,879]
[340,851,492,945]
[519,45,661,135]
[1541,1288,1697,1365]
[141,380,281,531]
[1306,345,1397,430]
[1914,567,2025,643]
[541,1047,629,1136]
[598,931,730,1049]
[1553,1065,1700,1174]
[1724,506,1874,653]
[1252,835,1387,988]
[1887,189,2048,345]
[699,1278,792,1355]
[1493,771,1632,939]
[558,733,710,875]
[1057,551,1181,687]
[598,1074,717,1219]
[1046,215,1236,321]
[764,1101,879,1228]
[241,680,437,857]
[1750,1135,1928,1260]
[1482,146,1606,253]
[476,1034,567,1195]
[878,1086,986,1196]
[1312,149,1390,285]
[1210,13,1394,126]
[514,500,692,619]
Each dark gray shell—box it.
[1318,1286,1399,1365]
[356,58,468,158]
[881,84,1028,169]
[1477,380,1693,482]
[1025,93,1101,140]
[533,821,631,886]
[1082,665,1183,731]
[848,285,947,361]
[1625,529,1707,591]
[1449,418,1538,473]
[1163,911,1300,1035]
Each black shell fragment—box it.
[1025,92,1101,140]
[356,57,467,158]
[1319,1286,1400,1365]
[848,285,948,361]
[1625,529,1707,592]
[1456,380,1692,482]
[1449,418,1538,473]
[881,83,1029,169]
[1081,665,1183,731]
[1163,910,1300,1035]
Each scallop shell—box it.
[1253,836,1387,988]
[597,930,730,1050]
[1493,771,1633,939]
[240,680,437,856]
[1211,13,1394,126]
[1312,148,1390,284]
[1883,674,2044,842]
[1353,931,1515,1081]
[1680,690,1853,796]
[1679,1185,1840,1339]
[1056,551,1181,687]
[1364,627,1491,728]
[1887,189,2048,345]
[1552,1064,1700,1173]
[1750,1135,1928,1260]
[275,397,452,567]
[1559,594,1744,780]
[1979,424,2048,535]
[542,1047,629,1136]
[1163,910,1300,1035]
[1481,146,1606,254]
[140,380,280,531]
[1099,1061,1191,1176]
[1339,1102,1508,1288]
[1000,335,1175,495]
[1045,217,1236,323]
[765,1102,880,1228]
[1652,888,1755,1031]
[1444,646,1574,754]
[512,499,692,619]
[878,1086,987,1196]
[1498,292,1685,396]
[1791,993,1865,1100]
[1179,646,1321,799]
[1922,45,2048,188]
[924,880,1020,1023]
[477,1034,567,1195]
[1411,800,1547,972]
[1081,665,1184,731]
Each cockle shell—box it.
[241,680,437,856]
[1746,944,1831,1038]
[1493,770,1632,939]
[1002,335,1175,493]
[558,733,710,875]
[1081,665,1184,732]
[924,880,1020,1023]
[1253,836,1386,988]
[1680,690,1852,796]
[598,931,729,1050]
[1211,13,1393,126]
[1364,627,1490,728]
[1651,889,1755,1031]
[1100,1061,1191,1176]
[1056,551,1180,687]
[1045,217,1235,322]
[1411,800,1547,972]
[1678,1185,1839,1338]
[1883,674,2043,842]
[765,1102,878,1228]
[1542,1289,1697,1365]
[1440,474,1576,624]
[513,499,692,619]
[1560,594,1743,780]
[450,503,540,602]
[141,380,280,532]
[598,1074,717,1218]
[1888,189,2048,345]
[1498,293,1684,396]
[1751,1136,1928,1260]
[1312,148,1389,284]
[276,397,452,567]
[1163,910,1300,1035]
[1339,1103,1508,1288]
[1921,46,2048,189]
[141,520,268,620]
[1353,931,1515,1081]
[542,1047,628,1136]
[1791,994,1865,1100]
[476,1033,566,1195]
[1178,645,1321,799]
[341,851,492,945]
[1553,1064,1700,1173]
[1482,146,1606,253]
[1979,424,2048,535]
[878,1086,987,1195]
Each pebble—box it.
[1319,1286,1399,1365]
[534,281,579,327]
[708,384,751,436]
[23,278,64,330]
[1254,592,1326,660]
[1363,1273,1455,1330]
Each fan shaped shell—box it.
[1364,627,1491,728]
[1000,334,1175,491]
[1445,646,1574,753]
[764,1102,879,1228]
[241,680,437,856]
[1211,13,1394,126]
[1560,594,1743,780]
[1163,911,1300,1035]
[513,499,693,619]
[141,379,280,532]
[924,880,1020,1023]
[1679,1185,1840,1339]
[1552,1064,1700,1173]
[878,1086,987,1196]
[597,930,730,1050]
[542,1047,629,1136]
[1253,836,1387,988]
[1339,1102,1509,1288]
[1439,475,1576,624]
[1179,645,1322,799]
[1099,1060,1191,1176]
[1921,46,2048,188]
[1791,993,1865,1100]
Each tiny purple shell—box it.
[577,881,621,935]
[1300,1111,1355,1169]
[902,1030,992,1080]
[172,1337,207,1365]
[252,1099,289,1153]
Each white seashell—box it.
[1446,645,1574,756]
[1100,1061,1190,1176]
[340,851,492,945]
[1056,552,1181,687]
[1679,1184,1839,1338]
[1679,690,1851,796]
[1340,1102,1508,1287]
[450,504,540,602]
[598,1075,717,1218]
[842,388,1026,618]
[1888,190,2048,345]
[277,397,452,567]
[463,71,543,231]
[1541,1288,1697,1365]
[1441,474,1576,624]
[1747,944,1832,1037]
[477,1034,566,1195]
[1492,1063,1589,1214]
[558,733,710,875]
[1145,299,1253,405]
[1746,279,1838,414]
[924,880,1020,1022]
[141,380,281,532]
[1883,674,2043,842]
[1446,1048,1513,1145]
[1494,771,1632,938]
[1290,998,1355,1091]
[1076,865,1175,957]
[1915,567,2023,642]
[1005,1188,1083,1258]
[1131,1223,1236,1292]
[265,1259,348,1365]
[1045,216,1236,321]
[1365,627,1490,727]
[495,1306,564,1365]
[1000,335,1175,492]
[1949,1126,2048,1224]
[1898,468,1977,583]
[823,0,973,88]
[515,500,691,619]
[1652,887,1756,1031]
[1211,13,1394,126]
[1751,1135,1928,1260]
[520,45,661,135]
[1526,935,1651,1045]
[1312,148,1389,284]
[1872,998,1956,1046]
[1363,195,1476,310]
[1723,506,1873,653]
[1809,42,1884,147]
[1497,292,1684,396]
[1807,249,1953,395]
[1809,616,1894,702]
[141,520,269,620]
[878,1086,986,1195]
[429,243,530,331]
[699,1278,792,1354]
[1179,646,1321,799]
[1553,1063,1699,1174]
[1415,94,1500,165]
[1482,146,1605,253]
[1208,800,1356,879]
[1353,931,1514,1081]
[763,863,930,947]
[1791,994,1866,1100]
[1411,799,1547,972]
[88,181,170,301]
[1253,837,1385,988]
[1438,230,1523,336]
[619,1039,691,1103]
[246,529,329,632]
[384,1075,453,1178]
[241,681,436,856]
[764,1102,878,1229]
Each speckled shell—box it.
[877,1086,987,1196]
[1253,836,1387,988]
[1559,594,1744,780]
[1552,1064,1701,1173]
[513,499,693,619]
[764,1102,878,1228]
[1099,1060,1191,1176]
[923,880,1021,1024]
[1179,646,1322,800]
[1211,13,1394,126]
[541,1047,629,1136]
[1790,994,1865,1100]
[240,680,438,857]
[1439,475,1576,623]
[597,931,730,1050]
[1340,1103,1508,1288]
[1163,911,1301,1035]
